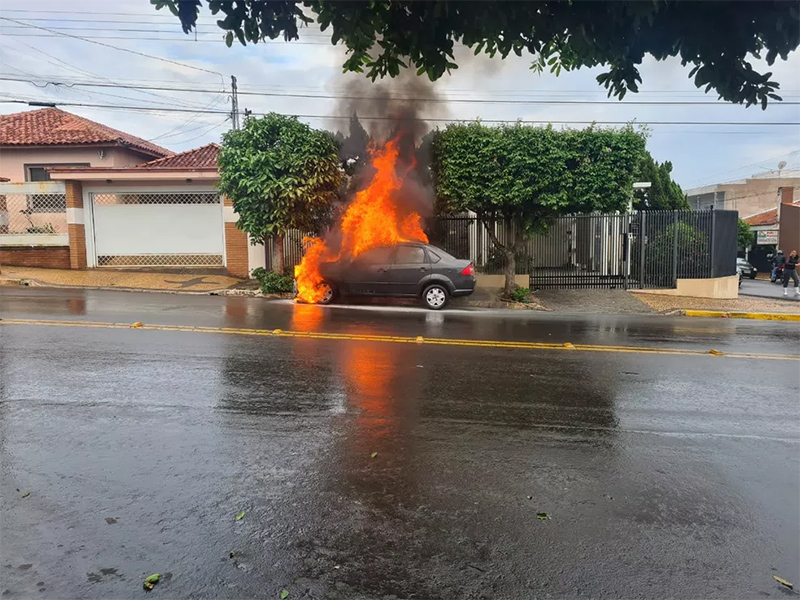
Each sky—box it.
[1,0,799,191]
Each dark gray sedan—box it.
[736,258,757,279]
[316,243,476,309]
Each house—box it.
[743,187,800,273]
[0,107,171,182]
[0,109,263,277]
[685,170,800,217]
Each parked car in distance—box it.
[314,243,476,309]
[736,257,757,279]
[737,266,743,287]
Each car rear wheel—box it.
[422,283,449,310]
[318,282,336,305]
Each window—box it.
[359,246,395,264]
[28,167,50,182]
[25,163,89,182]
[395,245,426,264]
[427,248,441,263]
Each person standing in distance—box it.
[782,249,799,296]
[771,249,785,282]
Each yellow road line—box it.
[2,318,798,361]
[684,309,800,321]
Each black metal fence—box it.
[267,210,738,290]
[431,210,738,289]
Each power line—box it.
[0,44,211,110]
[3,76,799,107]
[2,98,798,126]
[1,33,333,45]
[684,150,800,187]
[0,17,227,84]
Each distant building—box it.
[685,170,800,218]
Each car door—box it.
[345,246,395,295]
[389,244,430,296]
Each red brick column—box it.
[65,180,87,269]
[223,196,249,278]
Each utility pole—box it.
[230,75,240,130]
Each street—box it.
[740,277,800,301]
[1,288,799,599]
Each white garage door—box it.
[91,192,224,267]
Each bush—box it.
[251,267,294,294]
[506,285,531,303]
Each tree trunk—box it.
[479,215,517,297]
[274,233,285,275]
[503,247,516,297]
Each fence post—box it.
[710,208,717,278]
[639,211,646,289]
[672,211,679,287]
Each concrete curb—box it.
[684,309,800,321]
[0,277,235,296]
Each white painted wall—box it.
[0,147,154,182]
[247,235,266,274]
[93,204,223,256]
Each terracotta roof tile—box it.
[135,143,219,170]
[0,107,172,158]
[745,209,778,227]
[744,201,800,227]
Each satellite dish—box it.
[778,161,787,170]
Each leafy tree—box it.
[633,153,689,210]
[738,218,756,250]
[218,113,343,274]
[152,0,799,108]
[431,122,644,294]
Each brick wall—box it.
[0,246,70,268]
[67,223,86,269]
[64,180,87,269]
[224,223,249,278]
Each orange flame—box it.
[294,136,428,303]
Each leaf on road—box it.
[709,349,724,356]
[130,322,143,328]
[536,512,550,520]
[143,573,159,590]
[773,575,793,589]
[280,589,290,599]
[371,452,378,458]
[235,511,246,521]
[21,491,30,498]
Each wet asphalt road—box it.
[740,277,800,301]
[1,288,799,600]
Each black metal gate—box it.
[527,210,737,290]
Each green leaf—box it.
[225,31,233,47]
[773,575,793,589]
[370,452,378,458]
[235,511,246,521]
[280,590,290,599]
[536,512,550,520]
[144,574,160,584]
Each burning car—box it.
[304,242,475,309]
[294,134,474,310]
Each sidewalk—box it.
[0,266,243,293]
[631,291,800,315]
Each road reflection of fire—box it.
[289,303,325,332]
[341,343,395,441]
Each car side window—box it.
[395,246,426,264]
[427,248,441,263]
[359,246,394,264]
